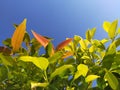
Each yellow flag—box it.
[11,19,27,52]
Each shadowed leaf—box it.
[104,71,119,90]
[50,65,74,80]
[0,46,11,55]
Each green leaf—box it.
[104,71,119,90]
[31,82,49,88]
[45,42,54,57]
[92,40,105,50]
[74,35,81,43]
[23,32,31,46]
[102,43,116,69]
[19,56,49,70]
[108,20,118,39]
[2,38,12,48]
[117,27,120,34]
[85,75,100,82]
[85,28,96,42]
[48,51,63,64]
[0,53,14,67]
[0,65,8,81]
[74,64,88,80]
[102,55,115,70]
[50,65,74,80]
[103,21,111,32]
[114,38,120,47]
[106,41,116,55]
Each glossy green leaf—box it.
[19,56,49,70]
[103,21,111,32]
[104,71,119,90]
[85,75,100,82]
[50,65,74,80]
[108,20,118,39]
[31,82,49,88]
[74,64,88,80]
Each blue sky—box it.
[0,0,120,46]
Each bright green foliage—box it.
[74,64,88,80]
[85,75,100,83]
[50,65,74,80]
[1,19,120,90]
[19,56,49,70]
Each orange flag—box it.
[11,19,27,52]
[31,30,50,48]
[56,38,73,51]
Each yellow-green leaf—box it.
[86,30,91,42]
[85,75,100,82]
[103,21,111,32]
[104,71,119,90]
[31,82,49,88]
[101,38,109,44]
[79,39,87,50]
[11,19,27,52]
[50,65,74,80]
[90,28,96,39]
[89,45,95,53]
[19,56,49,70]
[74,64,88,80]
[108,20,118,39]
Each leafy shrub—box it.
[0,19,120,90]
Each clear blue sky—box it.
[0,0,120,46]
